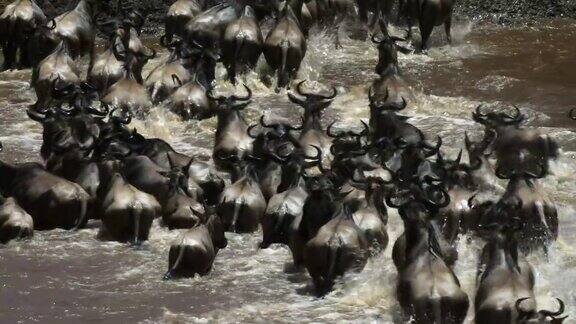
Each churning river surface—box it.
[1,18,576,323]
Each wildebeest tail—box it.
[325,234,343,288]
[278,40,290,89]
[132,208,142,246]
[231,201,242,233]
[231,36,246,83]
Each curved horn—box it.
[569,108,576,120]
[371,34,382,44]
[326,121,341,138]
[304,145,323,161]
[515,298,534,318]
[287,91,306,106]
[295,80,307,97]
[231,84,252,101]
[454,149,463,165]
[259,115,274,128]
[495,165,516,180]
[172,74,183,87]
[472,104,488,124]
[247,124,259,138]
[46,19,57,30]
[467,193,478,209]
[539,298,565,318]
[359,120,370,136]
[424,185,450,209]
[27,106,49,122]
[464,132,472,151]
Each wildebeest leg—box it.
[419,20,434,52]
[397,0,406,24]
[226,64,237,85]
[445,15,452,44]
[406,17,414,40]
[18,46,31,69]
[333,17,343,49]
[2,40,17,71]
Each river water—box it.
[0,19,575,323]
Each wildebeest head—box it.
[516,297,568,324]
[327,121,369,157]
[464,129,496,167]
[209,84,253,113]
[371,19,410,76]
[436,150,481,190]
[472,105,524,129]
[271,144,324,192]
[288,81,337,122]
[368,87,407,113]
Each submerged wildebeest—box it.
[390,189,469,324]
[0,0,47,70]
[304,203,369,295]
[472,105,559,175]
[0,142,91,230]
[475,216,538,324]
[217,155,267,233]
[164,213,228,279]
[97,160,161,244]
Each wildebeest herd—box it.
[0,0,572,323]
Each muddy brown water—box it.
[1,19,575,323]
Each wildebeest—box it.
[164,213,228,279]
[221,5,263,84]
[97,160,161,244]
[288,81,337,168]
[264,6,307,91]
[515,298,568,324]
[165,0,206,43]
[183,2,238,48]
[31,41,81,110]
[100,36,152,119]
[217,155,267,233]
[32,0,110,63]
[495,165,558,254]
[304,204,369,295]
[370,21,413,110]
[209,85,254,171]
[403,0,454,51]
[475,219,537,324]
[472,105,559,176]
[391,191,469,323]
[0,0,47,70]
[0,142,90,230]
